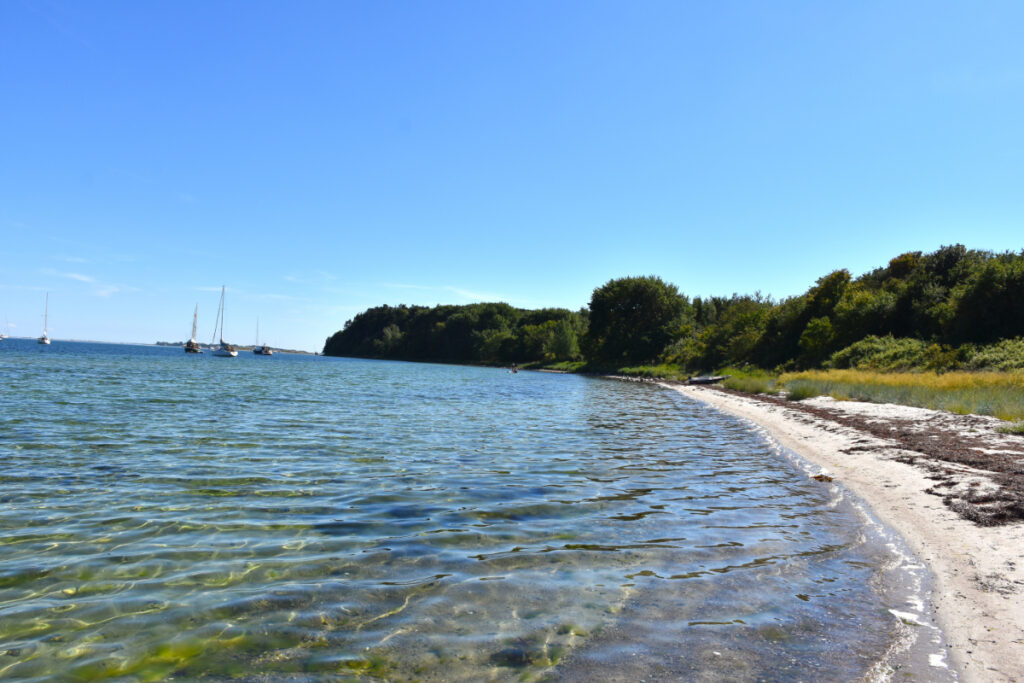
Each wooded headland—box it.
[323,245,1024,375]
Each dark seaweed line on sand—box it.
[674,383,1024,526]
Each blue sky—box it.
[2,1,1023,351]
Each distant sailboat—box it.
[38,293,51,345]
[0,316,8,341]
[184,304,203,353]
[252,318,273,355]
[210,286,237,357]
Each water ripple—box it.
[0,343,942,680]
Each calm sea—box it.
[0,340,950,681]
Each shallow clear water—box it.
[0,340,946,680]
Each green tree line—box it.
[323,302,586,364]
[323,245,1024,372]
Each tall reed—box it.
[779,369,1024,421]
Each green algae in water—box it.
[0,343,951,681]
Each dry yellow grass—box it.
[779,369,1024,421]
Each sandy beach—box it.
[664,383,1024,682]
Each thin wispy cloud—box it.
[41,268,95,283]
[311,303,365,318]
[384,283,433,292]
[38,267,138,298]
[382,283,506,302]
[41,239,138,265]
[240,290,309,303]
[85,282,139,299]
[446,286,503,301]
[284,271,338,285]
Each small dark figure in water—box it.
[510,363,518,374]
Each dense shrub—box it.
[827,336,931,371]
[964,338,1024,371]
[696,295,772,369]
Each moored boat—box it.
[210,286,237,357]
[38,293,51,344]
[214,342,238,357]
[184,304,203,353]
[252,318,273,355]
[685,375,730,385]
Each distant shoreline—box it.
[154,341,317,355]
[667,384,1024,683]
[1,337,318,355]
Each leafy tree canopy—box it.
[323,302,585,364]
[583,276,691,367]
[323,245,1024,373]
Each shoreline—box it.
[664,383,1024,682]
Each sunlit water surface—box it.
[0,340,949,681]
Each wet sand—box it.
[666,383,1024,683]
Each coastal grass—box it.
[723,375,778,395]
[548,360,587,372]
[528,360,587,372]
[616,364,689,381]
[718,367,780,395]
[779,369,1024,421]
[784,383,821,401]
[609,363,786,394]
[998,422,1024,436]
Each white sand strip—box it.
[665,384,1024,683]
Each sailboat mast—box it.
[208,286,225,348]
[191,304,199,342]
[219,286,226,344]
[43,293,48,336]
[210,289,222,346]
